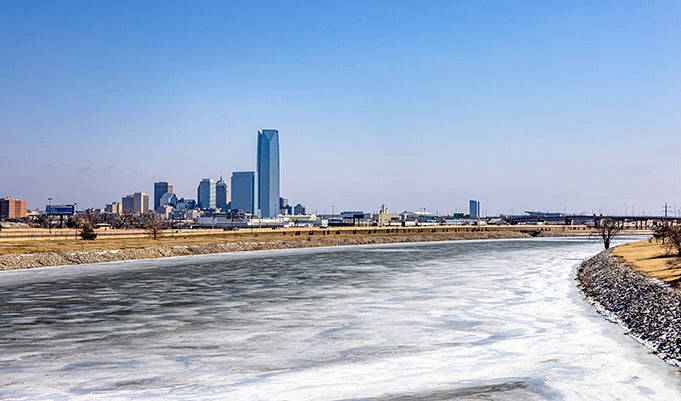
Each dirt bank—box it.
[0,231,537,270]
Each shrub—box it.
[79,221,97,240]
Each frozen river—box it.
[1,237,680,400]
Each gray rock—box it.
[577,251,681,366]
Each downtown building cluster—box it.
[102,130,310,224]
[0,128,552,229]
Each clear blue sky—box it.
[2,1,680,216]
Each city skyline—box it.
[1,2,680,215]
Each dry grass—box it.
[613,239,681,285]
[0,233,265,256]
[0,225,581,257]
[0,224,602,260]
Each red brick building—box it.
[0,198,27,219]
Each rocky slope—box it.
[0,231,532,270]
[577,251,681,366]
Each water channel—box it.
[1,237,679,400]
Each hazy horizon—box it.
[2,1,680,216]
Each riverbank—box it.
[577,249,681,366]
[0,223,606,270]
[0,230,538,270]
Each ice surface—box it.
[1,237,680,400]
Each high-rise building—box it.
[279,197,292,215]
[154,182,173,210]
[257,129,280,218]
[231,171,258,214]
[122,193,149,214]
[0,197,27,219]
[197,178,216,210]
[105,202,122,214]
[469,200,481,219]
[216,177,229,211]
[135,192,149,214]
[122,195,134,213]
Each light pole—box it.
[74,203,78,239]
[47,197,53,234]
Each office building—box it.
[105,202,122,214]
[280,197,292,215]
[293,203,308,216]
[135,192,149,213]
[122,195,134,213]
[469,200,481,219]
[176,198,197,211]
[159,192,178,208]
[197,178,216,210]
[231,171,258,214]
[257,129,280,218]
[122,192,149,214]
[0,197,27,219]
[154,182,173,210]
[216,177,229,210]
[373,203,399,226]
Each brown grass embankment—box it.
[0,225,592,256]
[0,225,595,270]
[613,239,681,285]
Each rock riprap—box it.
[0,231,533,270]
[577,251,681,366]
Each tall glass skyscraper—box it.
[469,199,480,219]
[257,129,280,218]
[153,181,173,210]
[231,171,258,215]
[215,177,229,211]
[197,178,216,210]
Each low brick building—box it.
[0,198,27,219]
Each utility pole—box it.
[664,202,670,218]
[47,197,53,234]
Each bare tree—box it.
[652,223,681,256]
[114,212,135,229]
[652,222,669,245]
[34,215,50,228]
[596,218,622,250]
[142,213,164,240]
